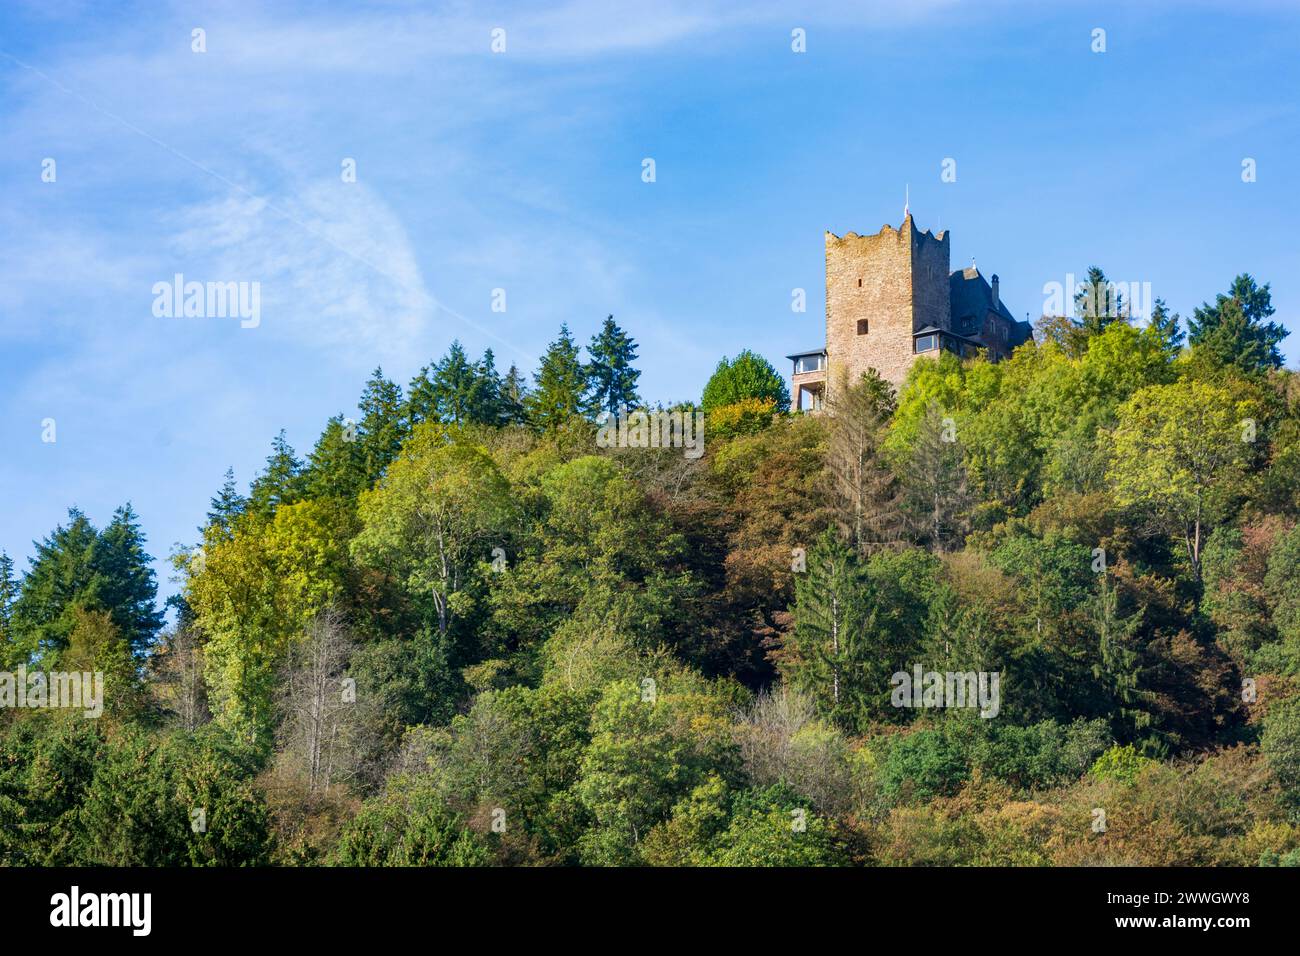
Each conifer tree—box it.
[205,467,247,537]
[429,341,479,425]
[406,363,438,426]
[304,416,367,500]
[1147,297,1184,360]
[1074,265,1127,336]
[826,369,901,556]
[357,367,408,483]
[526,324,589,432]
[1090,574,1152,745]
[898,401,972,553]
[474,348,503,425]
[88,503,164,656]
[586,315,641,416]
[498,363,528,426]
[0,551,18,666]
[1188,274,1288,373]
[788,529,880,728]
[9,509,100,658]
[248,430,304,516]
[10,507,161,659]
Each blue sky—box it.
[2,0,1298,608]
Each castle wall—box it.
[824,215,949,395]
[911,225,951,336]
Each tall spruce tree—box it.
[9,509,100,658]
[898,401,972,553]
[205,467,247,537]
[357,367,408,483]
[498,363,528,426]
[788,529,881,729]
[304,415,367,499]
[1090,574,1152,746]
[1148,297,1184,360]
[474,348,503,425]
[586,315,641,416]
[432,341,478,425]
[1074,265,1127,336]
[9,506,161,659]
[248,430,304,516]
[526,324,589,432]
[87,504,164,656]
[1188,274,1288,373]
[826,369,901,556]
[0,551,17,666]
[406,363,438,427]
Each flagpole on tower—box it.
[904,184,909,219]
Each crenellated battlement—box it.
[793,211,1028,411]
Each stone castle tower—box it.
[788,213,1032,410]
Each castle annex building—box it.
[788,213,1033,410]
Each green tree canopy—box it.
[701,350,790,414]
[586,315,641,416]
[1189,274,1288,373]
[526,324,590,431]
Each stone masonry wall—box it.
[824,215,950,396]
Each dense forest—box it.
[3,279,1300,868]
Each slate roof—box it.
[949,267,1034,346]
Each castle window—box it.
[857,319,868,335]
[915,334,938,353]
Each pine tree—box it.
[473,348,503,425]
[406,364,438,426]
[357,367,408,483]
[87,503,164,657]
[9,506,161,659]
[0,551,18,666]
[788,529,880,729]
[1148,297,1184,360]
[248,430,304,516]
[1188,274,1288,373]
[825,369,901,556]
[9,508,100,658]
[526,324,589,432]
[498,363,528,425]
[1074,265,1127,336]
[899,401,972,553]
[205,467,247,537]
[430,341,479,425]
[586,315,641,416]
[1090,573,1152,745]
[304,415,367,499]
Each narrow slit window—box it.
[857,319,869,335]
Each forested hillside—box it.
[3,278,1300,867]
